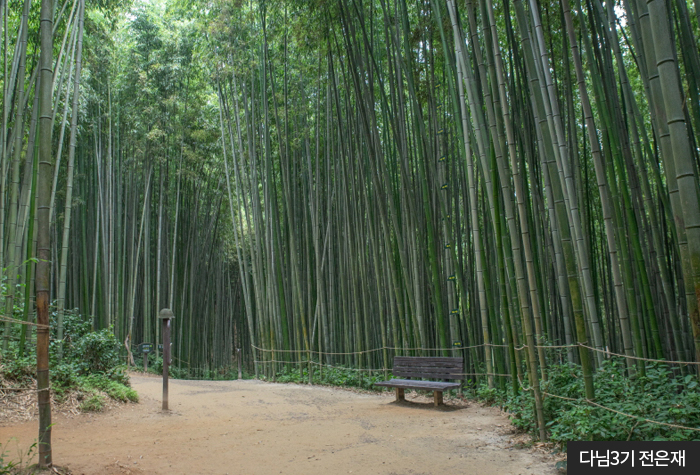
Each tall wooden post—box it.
[159,308,174,410]
[37,0,55,464]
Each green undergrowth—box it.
[470,358,700,447]
[135,354,254,381]
[268,365,389,391]
[0,440,36,474]
[0,305,138,413]
[78,373,138,403]
[0,438,71,474]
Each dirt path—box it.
[1,375,555,474]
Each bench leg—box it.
[434,391,443,406]
[396,388,405,402]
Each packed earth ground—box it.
[1,374,557,474]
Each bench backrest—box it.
[392,356,463,381]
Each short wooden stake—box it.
[396,387,405,401]
[434,391,443,406]
[237,348,242,380]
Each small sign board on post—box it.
[139,343,154,354]
[139,343,153,372]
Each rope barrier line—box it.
[253,358,515,377]
[0,316,50,329]
[254,359,386,373]
[251,342,601,355]
[156,355,244,375]
[169,356,218,374]
[307,361,385,372]
[0,387,51,393]
[524,342,700,365]
[254,359,308,365]
[252,345,360,354]
[250,344,484,356]
[579,344,700,366]
[536,344,580,349]
[252,342,608,356]
[512,342,700,366]
[514,343,580,351]
[252,342,700,367]
[251,343,489,355]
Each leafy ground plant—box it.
[473,358,700,447]
[78,392,106,412]
[78,374,138,403]
[1,306,137,414]
[0,439,36,474]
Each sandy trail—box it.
[1,375,555,474]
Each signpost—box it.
[139,343,153,372]
[159,308,175,411]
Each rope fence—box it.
[0,316,50,329]
[253,342,700,366]
[0,387,52,397]
[169,355,226,375]
[252,358,515,379]
[253,359,308,365]
[578,344,700,365]
[254,359,388,373]
[0,387,50,392]
[251,343,489,354]
[252,359,525,380]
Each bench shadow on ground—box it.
[387,397,469,412]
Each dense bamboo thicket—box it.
[213,0,700,384]
[212,0,700,440]
[2,0,700,440]
[1,0,247,377]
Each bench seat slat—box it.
[375,379,461,391]
[393,367,462,374]
[394,357,462,364]
[393,372,462,380]
[394,362,463,369]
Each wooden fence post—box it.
[159,308,175,410]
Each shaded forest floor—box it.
[1,374,557,474]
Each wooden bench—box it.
[374,356,463,406]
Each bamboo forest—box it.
[2,0,700,469]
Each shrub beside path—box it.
[1,374,556,474]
